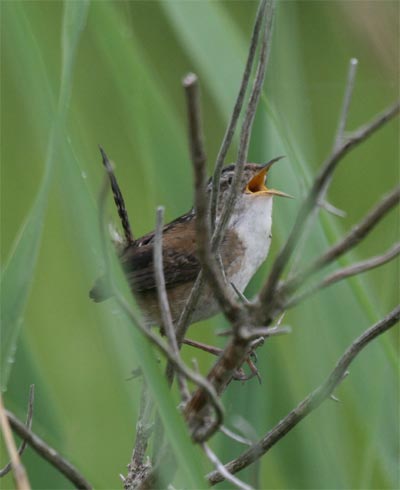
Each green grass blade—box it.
[0,0,89,391]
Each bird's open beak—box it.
[245,156,293,198]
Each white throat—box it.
[228,196,273,292]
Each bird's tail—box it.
[98,146,134,245]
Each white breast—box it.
[227,195,273,293]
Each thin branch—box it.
[154,206,190,400]
[238,325,292,340]
[5,410,91,489]
[210,0,268,228]
[312,187,400,272]
[174,0,272,351]
[202,443,254,490]
[0,396,30,489]
[334,58,358,150]
[0,385,34,478]
[126,383,154,488]
[319,200,347,218]
[258,101,400,318]
[99,146,134,244]
[183,73,239,322]
[286,242,400,309]
[181,5,277,418]
[288,59,357,278]
[97,174,224,440]
[175,272,204,343]
[321,242,400,285]
[207,306,400,485]
[220,426,253,447]
[212,0,275,253]
[281,186,400,297]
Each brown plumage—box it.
[90,152,289,326]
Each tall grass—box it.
[1,1,398,489]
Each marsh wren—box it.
[90,153,290,325]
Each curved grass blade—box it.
[0,0,90,391]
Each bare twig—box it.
[154,206,190,400]
[207,306,400,485]
[99,146,134,244]
[0,385,34,478]
[288,59,358,278]
[286,243,400,309]
[320,242,400,286]
[5,409,91,489]
[258,101,400,318]
[210,0,268,228]
[182,3,277,432]
[238,325,292,340]
[220,426,253,446]
[0,396,30,489]
[174,0,272,352]
[127,383,154,488]
[183,73,239,322]
[281,186,400,297]
[319,200,347,218]
[311,187,400,273]
[97,173,224,440]
[212,0,275,254]
[202,443,254,490]
[334,58,358,150]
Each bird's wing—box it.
[121,213,200,292]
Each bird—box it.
[90,151,291,328]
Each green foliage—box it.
[1,1,398,489]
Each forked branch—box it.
[207,306,400,485]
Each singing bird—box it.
[90,152,290,326]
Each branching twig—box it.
[289,58,358,276]
[286,242,400,309]
[220,426,253,447]
[97,171,224,439]
[207,306,400,485]
[281,186,400,297]
[182,1,277,436]
[0,396,30,489]
[202,443,253,490]
[183,73,239,323]
[5,410,91,489]
[258,101,400,319]
[212,0,275,254]
[334,58,358,150]
[0,385,34,478]
[174,0,272,346]
[127,383,154,488]
[210,0,268,228]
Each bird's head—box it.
[208,156,292,220]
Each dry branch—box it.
[5,409,91,489]
[210,0,268,228]
[257,101,400,320]
[0,396,30,489]
[97,170,224,437]
[286,242,400,309]
[0,385,34,478]
[281,186,400,299]
[207,306,400,485]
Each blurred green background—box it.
[1,1,399,489]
